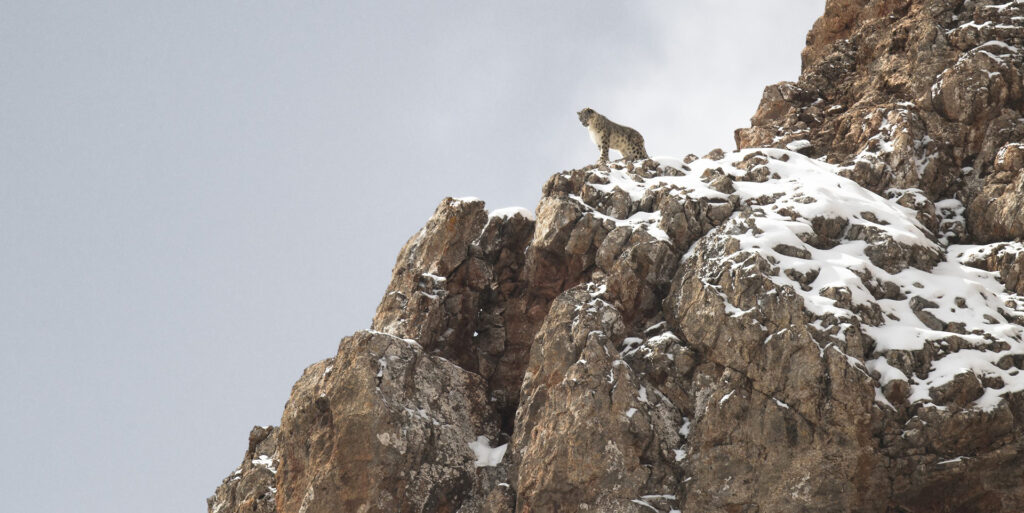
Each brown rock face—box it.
[961,242,1024,295]
[276,331,503,513]
[370,197,544,428]
[511,288,683,511]
[737,0,1024,242]
[208,426,280,513]
[212,1,1024,512]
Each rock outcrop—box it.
[210,1,1024,512]
[209,426,280,513]
[735,0,1024,244]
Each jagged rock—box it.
[512,287,684,512]
[931,49,1022,125]
[275,330,503,513]
[371,197,544,426]
[663,198,887,512]
[995,142,1024,173]
[214,148,1024,512]
[213,2,1024,512]
[737,0,1024,243]
[704,148,726,161]
[208,426,280,513]
[930,370,985,407]
[960,242,1024,295]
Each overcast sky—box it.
[1,2,824,512]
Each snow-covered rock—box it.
[211,2,1024,511]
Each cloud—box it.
[588,1,825,156]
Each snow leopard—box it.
[577,108,649,164]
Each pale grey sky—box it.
[1,2,823,511]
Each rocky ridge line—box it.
[210,1,1024,511]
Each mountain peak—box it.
[210,2,1024,511]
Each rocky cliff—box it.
[209,1,1024,511]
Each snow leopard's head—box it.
[577,108,596,127]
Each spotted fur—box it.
[577,107,649,164]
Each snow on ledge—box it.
[786,139,812,151]
[566,148,1024,411]
[489,206,536,221]
[468,436,508,467]
[251,454,277,473]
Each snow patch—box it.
[251,454,277,473]
[786,139,812,151]
[719,390,735,405]
[468,436,508,467]
[489,206,536,221]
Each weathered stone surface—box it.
[371,197,543,427]
[208,426,280,513]
[213,2,1024,512]
[737,0,1024,242]
[274,330,503,513]
[511,287,684,512]
[664,213,887,513]
[960,242,1024,295]
[932,49,1022,125]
